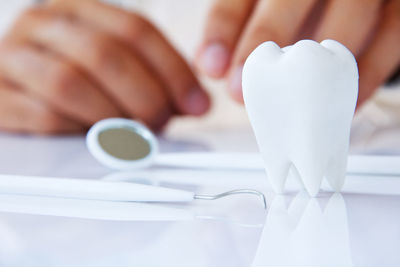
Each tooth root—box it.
[264,160,291,194]
[292,161,324,197]
[289,163,307,191]
[325,151,348,192]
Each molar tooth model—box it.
[242,39,358,197]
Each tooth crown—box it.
[242,39,358,196]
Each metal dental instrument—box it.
[0,175,267,209]
[195,189,267,209]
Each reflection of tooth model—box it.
[252,193,354,267]
[243,40,358,196]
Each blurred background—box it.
[0,0,249,129]
[0,0,399,154]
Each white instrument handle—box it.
[0,194,194,221]
[155,153,400,176]
[155,153,263,170]
[0,175,194,202]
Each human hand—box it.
[0,0,210,134]
[196,0,400,107]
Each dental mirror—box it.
[87,118,158,169]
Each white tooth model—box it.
[242,39,358,196]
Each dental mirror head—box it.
[86,118,158,170]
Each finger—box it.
[228,0,317,101]
[314,0,383,56]
[49,0,210,116]
[357,0,400,107]
[0,43,122,126]
[195,0,256,78]
[8,8,173,129]
[0,80,83,134]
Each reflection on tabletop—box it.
[0,184,399,267]
[0,130,399,266]
[252,193,353,267]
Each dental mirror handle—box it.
[155,153,264,170]
[155,153,400,176]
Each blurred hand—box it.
[0,0,210,134]
[196,0,400,107]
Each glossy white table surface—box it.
[0,126,399,267]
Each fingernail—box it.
[229,66,244,101]
[184,87,210,115]
[198,43,229,77]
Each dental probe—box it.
[0,175,267,209]
[0,194,264,227]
